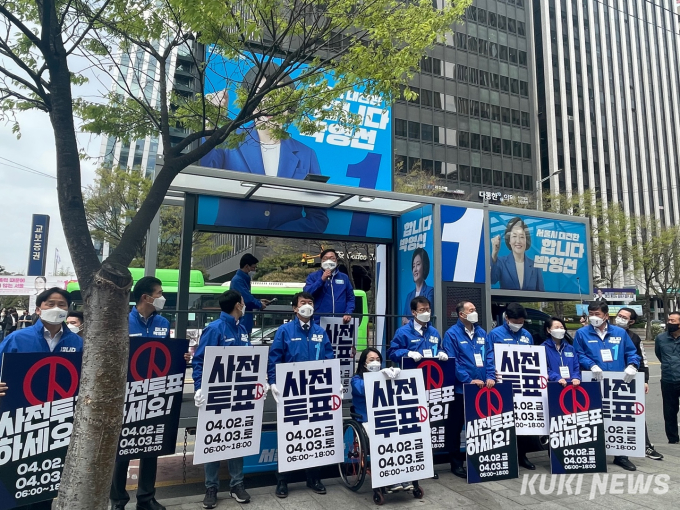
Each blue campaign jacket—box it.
[304,269,356,322]
[388,319,443,363]
[443,320,495,394]
[351,374,368,423]
[0,320,83,367]
[490,254,545,292]
[128,308,171,339]
[402,283,435,317]
[229,269,262,334]
[267,318,334,384]
[192,312,251,391]
[487,322,534,346]
[542,338,582,382]
[573,323,640,372]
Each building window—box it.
[459,131,470,148]
[490,73,500,89]
[480,102,490,119]
[490,42,498,58]
[512,109,521,126]
[500,76,509,92]
[457,65,469,82]
[513,141,522,157]
[488,12,497,28]
[408,121,420,139]
[483,168,493,185]
[508,18,516,33]
[478,8,487,24]
[479,40,489,56]
[421,123,433,141]
[461,165,471,181]
[468,36,478,53]
[502,107,511,123]
[420,89,433,107]
[479,70,490,87]
[524,175,533,191]
[523,143,532,159]
[519,50,527,66]
[514,174,523,190]
[499,45,508,61]
[456,33,467,49]
[494,170,503,186]
[510,78,519,94]
[509,47,518,64]
[471,133,481,150]
[502,139,512,155]
[492,137,502,153]
[469,68,479,84]
[498,15,507,31]
[445,163,458,179]
[518,21,526,36]
[395,118,407,137]
[457,97,469,114]
[470,100,480,116]
[445,94,456,111]
[472,166,482,183]
[504,172,513,188]
[492,105,501,121]
[395,154,407,173]
[520,81,529,97]
[446,129,457,146]
[481,135,491,151]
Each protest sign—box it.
[321,318,356,399]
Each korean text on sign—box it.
[399,214,432,253]
[494,345,549,435]
[276,359,344,472]
[194,346,268,464]
[364,369,434,488]
[321,318,356,399]
[533,229,585,275]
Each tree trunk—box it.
[57,264,132,510]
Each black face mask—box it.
[667,324,680,334]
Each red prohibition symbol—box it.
[418,406,429,422]
[254,383,265,400]
[475,387,503,418]
[418,360,444,390]
[130,341,172,381]
[331,395,342,410]
[539,376,548,389]
[23,357,79,406]
[634,402,645,415]
[559,385,590,415]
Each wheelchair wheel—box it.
[373,489,385,505]
[413,485,424,499]
[338,419,367,492]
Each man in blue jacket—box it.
[111,276,171,510]
[442,301,495,478]
[267,292,333,499]
[304,249,355,324]
[574,301,641,471]
[229,253,270,335]
[388,296,447,364]
[192,290,253,507]
[0,287,82,510]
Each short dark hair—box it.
[35,276,47,283]
[320,248,338,260]
[544,316,565,333]
[505,302,527,319]
[504,217,532,250]
[356,347,383,376]
[619,307,638,322]
[456,301,473,315]
[412,248,430,280]
[133,277,163,303]
[240,253,259,268]
[668,311,680,320]
[36,287,71,307]
[588,301,609,314]
[410,295,431,311]
[219,290,242,313]
[292,291,315,307]
[67,311,84,324]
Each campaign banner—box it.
[275,360,344,472]
[320,318,356,399]
[26,214,50,276]
[593,287,636,302]
[576,304,643,317]
[401,358,456,451]
[116,338,188,461]
[364,369,434,488]
[440,205,486,284]
[193,346,268,465]
[397,205,434,321]
[582,372,645,457]
[0,276,72,297]
[488,211,589,295]
[0,352,82,510]
[547,382,607,474]
[494,345,549,435]
[463,383,518,483]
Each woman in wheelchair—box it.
[351,347,415,494]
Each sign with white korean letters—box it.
[276,359,344,472]
[494,345,549,435]
[582,371,645,457]
[463,383,518,483]
[364,369,434,488]
[116,338,188,461]
[0,352,82,510]
[401,358,455,451]
[193,346,268,464]
[547,382,606,474]
[320,318,356,399]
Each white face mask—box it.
[40,307,68,325]
[507,321,523,333]
[416,312,431,323]
[614,317,629,328]
[152,295,166,312]
[248,270,256,278]
[67,324,81,334]
[321,260,337,271]
[550,328,566,340]
[465,311,479,324]
[366,360,381,372]
[589,316,605,328]
[236,303,245,318]
[298,304,314,318]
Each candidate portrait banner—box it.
[582,371,645,457]
[0,352,82,510]
[464,383,518,483]
[401,358,456,451]
[364,369,434,488]
[547,382,606,474]
[320,318,357,399]
[494,344,549,435]
[193,346,268,464]
[276,359,344,472]
[116,338,189,461]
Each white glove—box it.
[623,365,638,383]
[407,351,423,362]
[270,383,281,404]
[381,367,401,379]
[261,382,269,401]
[437,352,449,361]
[591,365,604,381]
[194,388,206,408]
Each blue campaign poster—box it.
[488,212,589,295]
[440,205,486,284]
[397,205,434,320]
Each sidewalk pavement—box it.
[157,444,680,510]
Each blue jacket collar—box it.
[455,319,479,336]
[220,311,240,327]
[409,318,432,333]
[236,269,251,282]
[131,306,157,325]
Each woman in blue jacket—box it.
[541,317,581,386]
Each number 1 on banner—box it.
[441,208,484,283]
